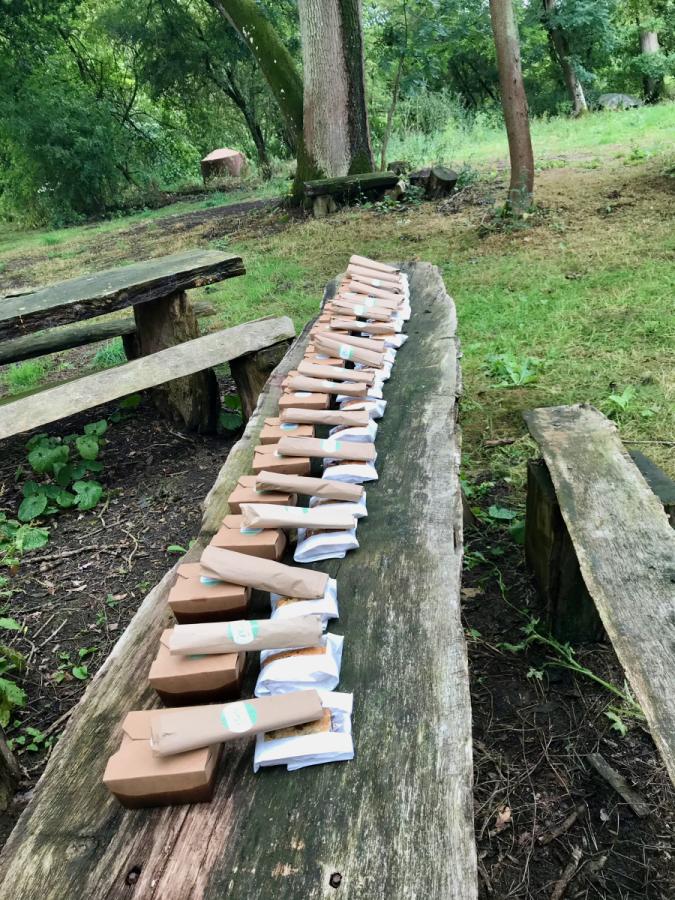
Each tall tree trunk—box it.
[640,29,664,102]
[298,0,374,178]
[542,0,587,116]
[338,0,375,174]
[223,71,273,178]
[489,0,535,215]
[380,53,404,170]
[206,0,321,197]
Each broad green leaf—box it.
[72,480,103,511]
[14,525,50,552]
[72,665,89,680]
[119,394,141,410]
[488,505,518,521]
[75,435,99,461]
[28,443,69,474]
[509,520,526,544]
[0,618,21,631]
[84,419,108,437]
[18,493,48,522]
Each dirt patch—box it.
[464,481,675,899]
[0,390,237,846]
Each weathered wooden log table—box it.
[0,249,245,431]
[0,263,476,899]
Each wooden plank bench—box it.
[0,316,296,440]
[524,404,675,785]
[0,250,245,430]
[0,262,477,899]
[304,172,400,217]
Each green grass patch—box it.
[91,338,126,370]
[0,358,54,392]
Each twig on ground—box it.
[484,437,517,448]
[538,803,586,845]
[37,619,67,649]
[622,439,675,446]
[587,753,651,817]
[550,846,582,900]
[41,707,74,740]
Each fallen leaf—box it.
[461,587,482,600]
[495,806,512,832]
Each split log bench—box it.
[524,404,675,785]
[304,171,400,217]
[0,250,296,435]
[0,262,477,899]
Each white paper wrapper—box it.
[253,691,353,772]
[357,360,393,381]
[338,384,383,403]
[323,461,379,484]
[340,398,387,419]
[255,633,343,696]
[271,578,338,629]
[385,333,408,349]
[294,527,359,563]
[329,421,378,443]
[308,494,368,519]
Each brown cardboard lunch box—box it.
[209,515,287,560]
[259,417,315,445]
[102,708,222,809]
[149,628,245,705]
[228,474,296,514]
[252,444,311,477]
[168,562,251,624]
[278,390,330,412]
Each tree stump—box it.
[427,166,458,199]
[384,179,407,201]
[133,292,220,432]
[230,341,292,420]
[387,160,411,175]
[312,195,338,218]
[0,728,19,813]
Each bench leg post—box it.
[525,459,605,643]
[133,291,220,432]
[230,341,291,421]
[0,727,19,813]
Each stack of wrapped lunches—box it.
[103,256,409,807]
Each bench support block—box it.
[133,291,219,432]
[0,729,19,813]
[525,459,604,642]
[230,340,292,420]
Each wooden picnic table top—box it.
[0,263,476,899]
[0,249,244,342]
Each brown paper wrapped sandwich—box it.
[344,279,402,302]
[349,254,400,274]
[240,502,357,531]
[149,629,245,705]
[277,435,377,462]
[150,690,324,756]
[227,474,296,515]
[321,331,386,353]
[201,546,329,599]
[296,361,374,384]
[169,614,323,656]
[336,289,401,310]
[255,470,364,502]
[252,443,311,476]
[168,563,251,624]
[330,300,395,321]
[329,317,397,336]
[283,375,367,398]
[279,407,370,428]
[347,263,403,287]
[278,391,330,412]
[314,334,385,368]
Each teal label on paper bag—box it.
[280,423,298,431]
[240,526,263,535]
[339,345,354,361]
[200,575,224,586]
[220,701,258,733]
[226,620,260,645]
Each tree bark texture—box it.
[542,0,588,115]
[489,0,535,214]
[298,0,374,179]
[640,29,664,102]
[206,0,321,194]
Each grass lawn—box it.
[1,104,673,491]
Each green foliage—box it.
[219,395,244,432]
[485,352,542,387]
[0,618,26,728]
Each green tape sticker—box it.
[280,423,298,430]
[220,701,258,733]
[321,439,342,453]
[226,620,260,644]
[240,527,263,535]
[339,345,354,361]
[200,575,224,585]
